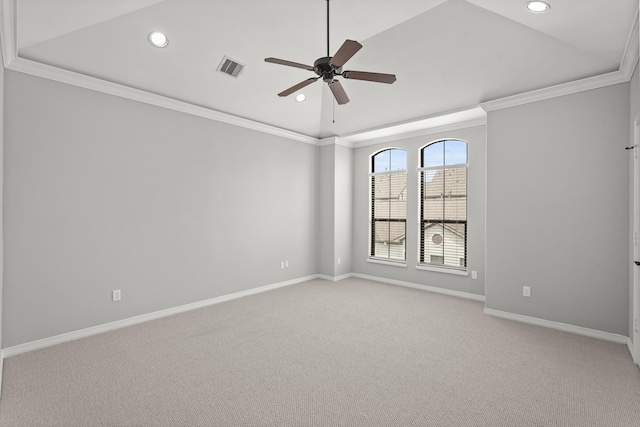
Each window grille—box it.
[419,140,468,270]
[370,149,407,261]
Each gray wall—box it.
[2,71,318,348]
[334,144,353,277]
[1,64,636,351]
[317,144,335,276]
[317,142,353,278]
[351,125,487,296]
[486,83,630,335]
[0,34,5,375]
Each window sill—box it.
[415,264,468,276]
[367,258,408,268]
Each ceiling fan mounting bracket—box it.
[313,57,342,81]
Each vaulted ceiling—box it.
[2,0,638,139]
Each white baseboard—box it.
[484,308,629,345]
[351,273,486,302]
[4,274,630,361]
[0,349,3,397]
[2,275,319,358]
[627,338,637,365]
[317,273,353,282]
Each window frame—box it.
[368,148,408,265]
[417,139,468,273]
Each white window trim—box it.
[368,149,408,263]
[416,140,469,272]
[415,163,469,274]
[415,264,469,276]
[368,258,408,268]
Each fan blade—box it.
[343,70,397,84]
[265,57,315,71]
[328,80,350,105]
[329,40,362,68]
[277,78,319,97]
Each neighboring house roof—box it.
[422,168,467,222]
[373,221,406,244]
[423,222,466,239]
[371,167,466,244]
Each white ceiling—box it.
[7,0,639,139]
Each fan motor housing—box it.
[314,57,342,81]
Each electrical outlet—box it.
[285,260,289,268]
[472,271,477,280]
[112,290,121,302]
[280,261,285,269]
[522,286,531,298]
[337,257,341,265]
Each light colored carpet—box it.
[1,277,639,426]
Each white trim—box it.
[317,273,353,282]
[317,137,338,147]
[415,265,468,276]
[620,5,640,81]
[484,308,629,345]
[312,115,487,149]
[1,0,637,145]
[352,272,485,302]
[480,70,631,113]
[0,0,16,67]
[0,349,3,396]
[318,137,356,149]
[334,138,355,149]
[340,106,486,148]
[348,118,487,148]
[5,57,319,145]
[367,258,408,268]
[627,337,636,364]
[2,275,319,358]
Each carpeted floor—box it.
[1,277,639,426]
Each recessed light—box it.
[526,1,550,13]
[296,94,306,103]
[148,31,168,48]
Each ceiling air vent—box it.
[217,56,244,78]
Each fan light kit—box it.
[148,31,168,47]
[526,1,550,13]
[265,0,396,105]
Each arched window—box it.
[419,140,468,269]
[370,148,407,261]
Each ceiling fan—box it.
[265,0,396,105]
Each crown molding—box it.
[337,106,486,148]
[0,0,16,67]
[482,6,639,113]
[317,137,339,147]
[3,0,638,142]
[620,5,640,80]
[346,118,487,149]
[5,56,320,145]
[480,69,631,113]
[0,0,318,146]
